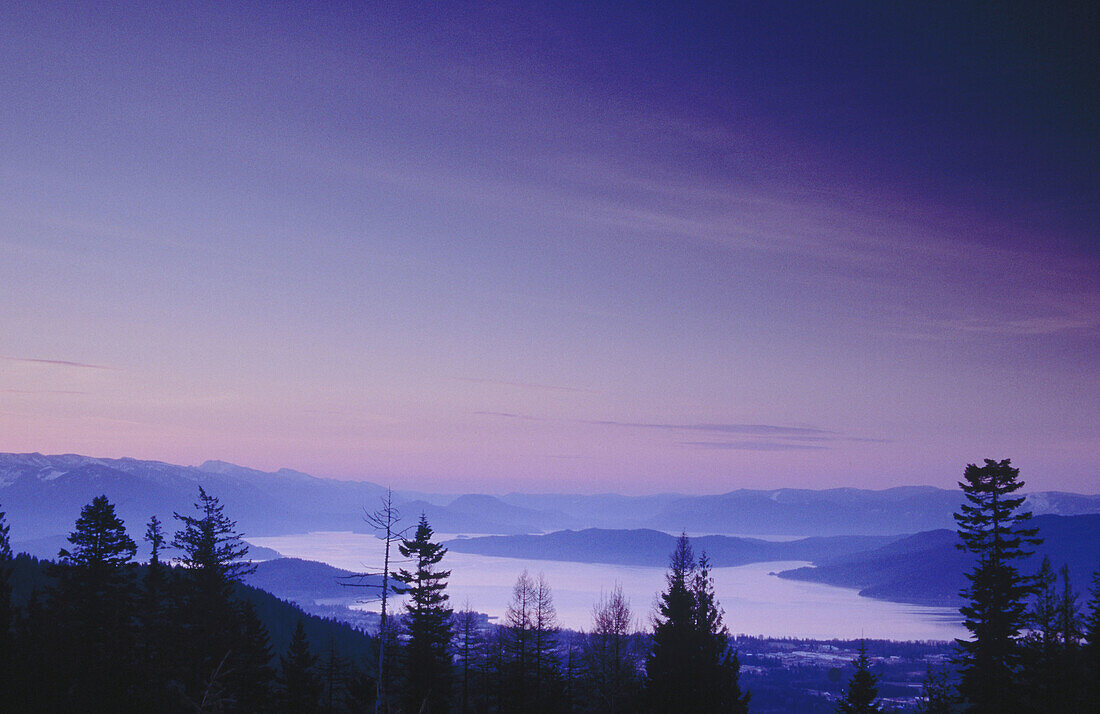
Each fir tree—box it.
[58,494,138,568]
[137,514,173,710]
[55,495,140,710]
[172,487,262,709]
[146,514,165,566]
[835,642,881,714]
[693,553,749,713]
[645,533,698,712]
[173,486,255,583]
[953,458,1041,713]
[644,535,748,713]
[139,514,169,633]
[233,599,277,713]
[279,619,322,714]
[393,513,453,713]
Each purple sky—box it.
[1,2,1097,493]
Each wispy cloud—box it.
[473,410,541,420]
[474,411,885,449]
[680,440,828,451]
[937,314,1100,337]
[1,356,118,371]
[1,388,89,395]
[580,420,834,437]
[772,434,891,444]
[454,377,598,394]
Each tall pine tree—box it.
[173,487,270,712]
[393,513,453,713]
[645,534,697,712]
[953,458,1041,713]
[136,514,174,711]
[55,494,140,710]
[279,619,322,714]
[644,534,749,713]
[693,553,749,713]
[835,642,881,714]
[233,599,277,712]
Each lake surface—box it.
[249,531,965,641]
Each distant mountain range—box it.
[498,488,1100,536]
[3,453,1099,549]
[445,516,1100,609]
[0,452,554,544]
[444,529,900,567]
[777,514,1100,607]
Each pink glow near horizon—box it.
[1,3,1096,493]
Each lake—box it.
[249,531,966,641]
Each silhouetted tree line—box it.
[0,491,376,713]
[378,522,749,714]
[3,457,1100,713]
[0,495,751,713]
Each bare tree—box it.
[341,488,408,714]
[533,572,561,708]
[584,584,638,714]
[505,570,536,710]
[453,601,485,714]
[502,571,562,712]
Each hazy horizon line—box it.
[3,449,1097,499]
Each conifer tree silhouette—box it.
[836,642,881,714]
[56,495,139,710]
[279,618,322,713]
[394,513,453,713]
[954,459,1041,712]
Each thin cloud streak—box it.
[453,377,598,394]
[1,388,89,395]
[473,410,541,421]
[473,411,886,445]
[1,356,118,371]
[679,441,828,452]
[772,435,892,444]
[582,420,834,437]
